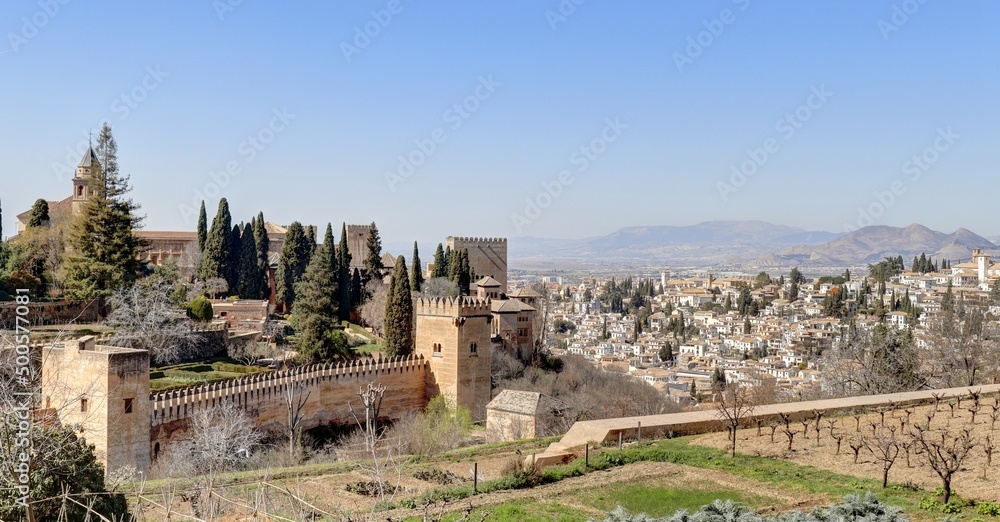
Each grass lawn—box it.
[582,481,765,518]
[353,342,382,355]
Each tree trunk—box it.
[942,477,952,504]
[882,468,889,488]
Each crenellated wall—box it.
[446,236,508,293]
[149,355,428,449]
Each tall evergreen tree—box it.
[27,199,49,228]
[293,244,346,362]
[363,222,383,286]
[411,241,424,292]
[337,223,352,321]
[228,223,242,291]
[305,225,317,259]
[431,243,446,278]
[322,223,339,299]
[457,249,472,295]
[444,246,453,276]
[236,222,262,298]
[942,280,955,312]
[198,198,233,285]
[275,222,311,310]
[252,213,271,299]
[350,268,363,311]
[383,256,414,357]
[65,123,145,301]
[197,200,208,252]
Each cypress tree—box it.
[197,200,208,252]
[65,123,145,301]
[444,246,453,276]
[293,244,345,362]
[350,268,363,311]
[236,222,260,298]
[457,249,472,295]
[322,223,339,300]
[337,223,352,321]
[363,222,383,286]
[198,198,232,285]
[411,241,424,292]
[383,256,413,357]
[27,199,49,228]
[228,223,242,291]
[305,225,317,259]
[275,222,311,310]
[431,243,446,278]
[252,213,271,299]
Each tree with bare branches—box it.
[865,427,901,488]
[715,384,757,457]
[912,426,977,504]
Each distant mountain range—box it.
[510,221,999,269]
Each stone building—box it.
[42,336,150,475]
[485,390,562,442]
[446,237,508,293]
[16,146,99,233]
[415,296,493,421]
[43,296,498,477]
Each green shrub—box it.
[187,296,213,321]
[977,502,1000,517]
[210,362,259,374]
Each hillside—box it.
[511,221,839,266]
[777,224,997,266]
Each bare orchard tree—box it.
[104,279,203,365]
[358,281,388,337]
[865,427,901,488]
[229,337,274,367]
[284,382,312,465]
[912,425,977,504]
[715,383,757,457]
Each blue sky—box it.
[3,1,999,247]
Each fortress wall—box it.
[150,355,428,448]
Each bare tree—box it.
[715,384,757,457]
[284,382,312,465]
[865,427,901,488]
[358,281,388,337]
[819,325,924,396]
[924,305,1000,388]
[104,280,203,365]
[204,277,229,299]
[912,425,977,504]
[350,383,387,452]
[422,277,459,298]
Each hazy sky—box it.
[3,1,999,246]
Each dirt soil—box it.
[694,400,1000,503]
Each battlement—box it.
[415,296,492,317]
[149,355,426,427]
[446,236,507,245]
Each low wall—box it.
[0,300,102,327]
[149,355,428,449]
[532,384,1000,468]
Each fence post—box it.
[619,432,623,451]
[638,421,642,444]
[473,462,478,495]
[585,443,590,469]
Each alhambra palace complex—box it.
[22,147,535,476]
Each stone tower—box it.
[415,296,493,421]
[72,145,100,215]
[42,336,151,476]
[446,237,508,293]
